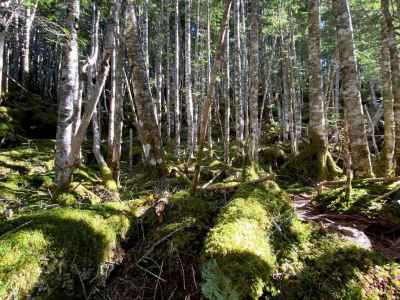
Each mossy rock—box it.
[201,180,290,300]
[0,204,135,299]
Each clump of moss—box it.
[201,181,291,300]
[314,182,400,223]
[270,229,399,300]
[0,204,134,299]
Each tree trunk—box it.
[381,0,400,175]
[224,26,230,163]
[126,1,165,172]
[380,0,395,176]
[248,0,259,163]
[333,0,374,178]
[173,0,181,157]
[192,0,232,191]
[185,0,194,158]
[308,0,329,180]
[54,0,80,190]
[234,0,244,147]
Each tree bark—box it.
[55,0,80,190]
[333,0,374,178]
[126,1,165,172]
[380,0,395,176]
[308,0,329,179]
[248,0,259,162]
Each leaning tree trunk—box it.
[192,0,232,192]
[126,1,165,173]
[54,0,80,190]
[380,0,395,177]
[333,0,374,178]
[248,0,259,163]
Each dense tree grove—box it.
[1,0,400,299]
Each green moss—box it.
[270,229,399,300]
[0,206,134,299]
[201,181,290,299]
[99,165,118,192]
[55,192,77,206]
[314,182,400,223]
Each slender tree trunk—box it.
[192,0,232,191]
[173,0,181,157]
[21,1,37,86]
[380,0,395,176]
[55,0,80,190]
[185,0,194,158]
[224,26,230,163]
[234,0,244,147]
[333,0,373,178]
[248,0,259,163]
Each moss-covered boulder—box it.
[201,180,291,300]
[0,203,135,299]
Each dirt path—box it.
[291,193,400,261]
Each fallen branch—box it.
[371,183,400,203]
[199,175,275,191]
[318,176,400,188]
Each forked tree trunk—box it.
[126,1,165,172]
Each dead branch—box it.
[199,175,275,191]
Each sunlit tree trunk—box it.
[333,0,373,178]
[55,0,80,190]
[308,0,329,179]
[126,1,165,172]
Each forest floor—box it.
[0,139,399,299]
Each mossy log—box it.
[201,180,290,299]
